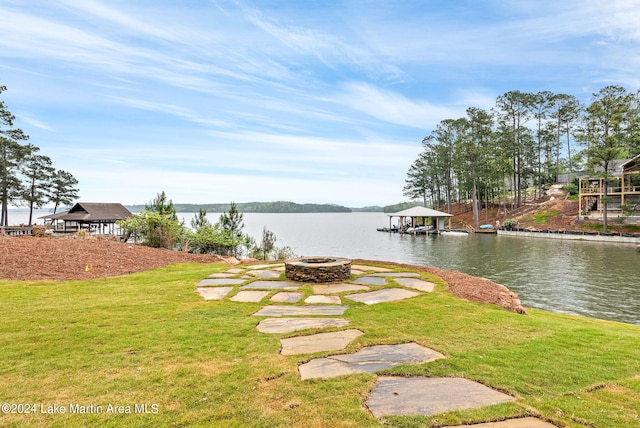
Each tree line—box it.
[126,201,352,214]
[403,86,640,229]
[1,85,79,226]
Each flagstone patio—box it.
[192,261,535,423]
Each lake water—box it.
[7,210,640,325]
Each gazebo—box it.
[41,202,132,236]
[387,206,453,234]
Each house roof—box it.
[41,203,132,222]
[589,154,640,177]
[388,206,453,217]
[621,153,640,169]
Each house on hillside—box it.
[41,202,133,236]
[578,154,640,221]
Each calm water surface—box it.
[9,210,639,325]
[214,212,639,326]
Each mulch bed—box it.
[0,235,234,281]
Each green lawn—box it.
[1,262,640,427]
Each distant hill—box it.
[126,201,352,213]
[382,201,423,213]
[351,206,384,212]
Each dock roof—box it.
[388,206,452,218]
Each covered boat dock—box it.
[380,206,453,235]
[40,202,132,237]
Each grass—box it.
[2,263,640,427]
[585,223,640,234]
[533,210,560,223]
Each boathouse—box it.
[578,154,640,221]
[41,202,132,235]
[387,206,453,234]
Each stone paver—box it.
[351,265,392,273]
[370,272,420,278]
[253,305,349,317]
[280,329,363,355]
[312,283,370,294]
[270,292,303,303]
[353,276,388,286]
[250,269,282,279]
[195,286,234,301]
[208,273,238,278]
[240,281,301,290]
[305,295,341,304]
[224,268,245,274]
[299,343,445,380]
[248,263,284,270]
[366,377,515,418]
[230,290,269,302]
[345,288,420,305]
[350,269,366,275]
[197,278,246,286]
[256,318,350,334]
[447,418,557,428]
[394,277,436,292]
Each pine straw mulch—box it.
[0,236,526,314]
[0,235,236,281]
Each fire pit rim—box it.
[284,256,352,282]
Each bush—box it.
[188,224,251,256]
[563,184,579,195]
[118,211,186,249]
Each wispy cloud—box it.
[14,113,53,132]
[333,83,464,129]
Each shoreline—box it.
[497,228,640,244]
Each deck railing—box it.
[0,226,34,236]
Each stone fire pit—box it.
[285,257,352,283]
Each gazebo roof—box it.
[388,206,453,217]
[40,203,132,222]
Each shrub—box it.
[564,184,579,195]
[118,211,186,249]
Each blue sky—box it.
[2,0,640,207]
